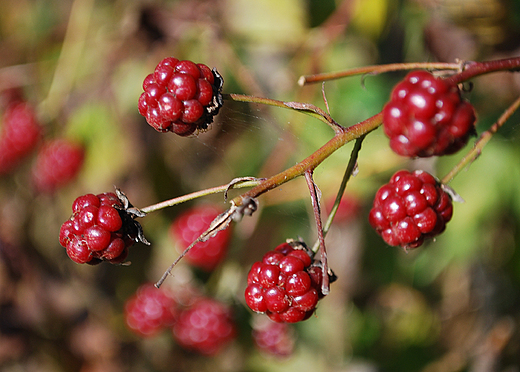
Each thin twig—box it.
[304,170,329,296]
[313,135,366,253]
[223,93,343,132]
[441,95,520,184]
[298,62,463,85]
[141,179,261,214]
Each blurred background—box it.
[1,0,520,370]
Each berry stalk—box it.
[298,62,463,85]
[223,93,342,133]
[441,95,520,184]
[445,57,520,85]
[314,135,365,252]
[140,178,261,214]
[231,112,383,207]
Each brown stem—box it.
[304,170,329,296]
[445,57,520,85]
[232,112,383,206]
[299,62,462,85]
[223,93,342,132]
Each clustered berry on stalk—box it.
[368,170,453,249]
[244,240,336,323]
[138,57,224,136]
[382,70,476,157]
[59,190,149,265]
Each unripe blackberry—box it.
[138,57,223,136]
[173,297,236,355]
[32,139,85,193]
[368,170,453,249]
[59,190,148,264]
[124,283,178,337]
[170,205,232,272]
[383,70,476,157]
[244,240,335,323]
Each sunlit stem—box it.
[298,62,462,85]
[141,179,261,214]
[441,95,520,184]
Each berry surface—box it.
[170,205,231,272]
[244,240,332,323]
[368,169,453,249]
[59,192,144,264]
[172,297,236,355]
[382,70,476,157]
[31,139,85,193]
[124,283,178,337]
[0,101,42,174]
[138,57,223,136]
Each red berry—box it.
[252,317,295,357]
[59,192,147,264]
[0,102,42,174]
[124,283,178,337]
[138,57,224,136]
[382,71,476,157]
[170,205,232,272]
[368,170,453,249]
[32,139,85,193]
[173,298,236,355]
[244,240,332,323]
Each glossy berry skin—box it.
[244,240,331,323]
[170,205,231,272]
[138,57,223,136]
[252,318,295,357]
[32,139,85,193]
[368,170,453,249]
[0,102,42,174]
[382,70,476,157]
[124,283,178,337]
[59,192,144,264]
[173,298,236,355]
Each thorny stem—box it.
[441,95,520,185]
[312,135,365,253]
[298,62,463,85]
[304,170,329,296]
[140,179,261,214]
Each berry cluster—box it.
[138,57,223,136]
[368,170,453,249]
[32,139,85,193]
[0,101,42,174]
[170,205,231,272]
[382,70,476,157]
[124,283,178,337]
[59,191,148,264]
[173,298,236,355]
[245,240,334,323]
